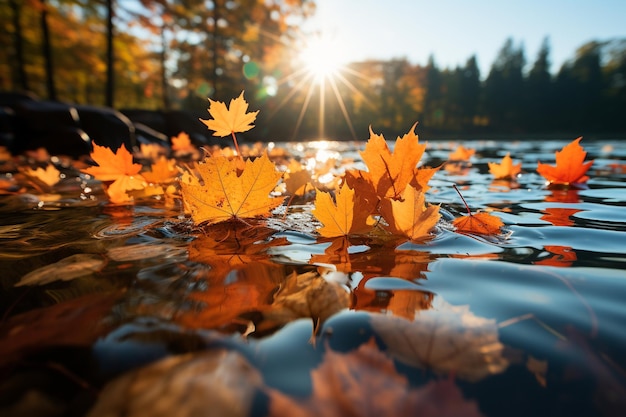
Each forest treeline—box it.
[1,0,625,141]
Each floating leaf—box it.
[537,137,593,185]
[488,153,521,179]
[380,184,440,241]
[312,183,372,237]
[180,153,283,225]
[448,145,475,161]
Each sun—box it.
[298,34,346,82]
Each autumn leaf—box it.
[359,123,426,199]
[180,153,283,225]
[269,338,485,417]
[371,297,509,382]
[141,155,179,184]
[312,183,372,237]
[284,168,312,196]
[200,91,259,137]
[453,211,504,235]
[21,164,61,187]
[452,185,503,235]
[488,152,522,179]
[448,145,475,161]
[537,137,593,185]
[81,142,146,203]
[380,184,441,241]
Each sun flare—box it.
[298,35,346,82]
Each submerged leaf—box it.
[15,254,105,287]
[371,297,509,382]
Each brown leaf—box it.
[268,338,484,417]
[371,297,509,382]
[88,349,263,417]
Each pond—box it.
[1,138,625,417]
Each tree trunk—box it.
[106,0,114,108]
[160,22,170,110]
[40,0,56,100]
[9,0,29,91]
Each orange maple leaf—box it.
[488,153,521,179]
[537,137,593,185]
[180,153,283,225]
[448,145,475,161]
[82,143,146,203]
[453,212,503,235]
[360,123,426,199]
[171,131,194,152]
[82,142,142,181]
[141,155,178,184]
[200,91,259,137]
[312,183,372,237]
[380,184,441,241]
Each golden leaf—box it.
[200,91,259,137]
[380,184,441,241]
[312,183,372,237]
[488,152,522,179]
[180,153,283,225]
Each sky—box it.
[303,0,626,76]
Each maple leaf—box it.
[452,185,503,235]
[82,142,142,181]
[380,184,441,241]
[360,123,426,199]
[180,153,283,225]
[81,143,146,203]
[21,164,61,187]
[284,168,312,196]
[200,91,259,137]
[141,155,178,184]
[312,183,372,237]
[537,137,593,185]
[453,211,504,235]
[448,145,475,161]
[488,152,522,179]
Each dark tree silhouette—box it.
[39,0,56,100]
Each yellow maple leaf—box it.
[448,145,475,161]
[360,123,426,199]
[141,156,178,184]
[488,153,521,179]
[380,184,441,241]
[200,91,259,137]
[22,164,61,187]
[180,153,283,225]
[312,183,372,237]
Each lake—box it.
[1,138,625,417]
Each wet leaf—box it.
[448,145,475,161]
[371,297,509,382]
[268,338,484,417]
[87,349,263,417]
[537,137,593,185]
[200,91,259,137]
[15,254,105,287]
[180,153,283,225]
[380,184,441,241]
[261,270,350,335]
[21,164,61,187]
[312,183,372,237]
[284,169,312,196]
[141,155,178,184]
[488,152,521,179]
[359,123,426,199]
[453,211,504,235]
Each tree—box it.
[527,37,553,131]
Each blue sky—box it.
[304,0,626,76]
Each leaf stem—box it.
[453,184,472,216]
[231,131,243,161]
